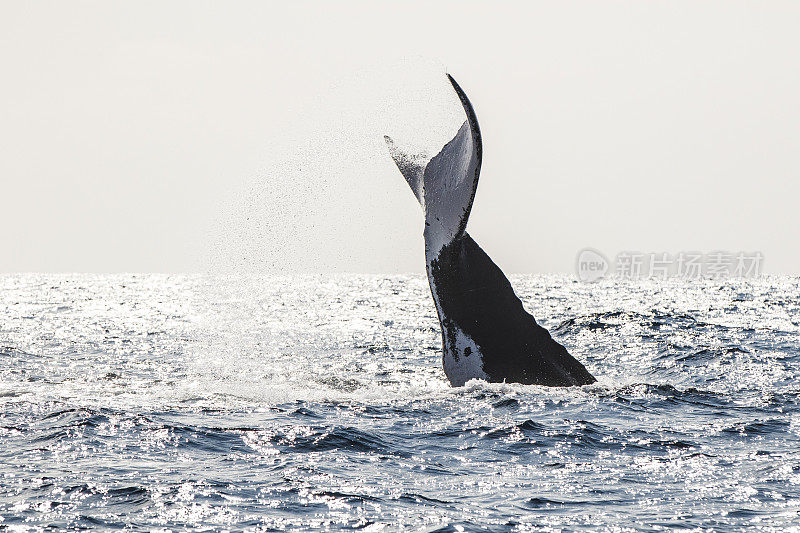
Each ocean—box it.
[1,274,798,531]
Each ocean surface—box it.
[1,274,799,531]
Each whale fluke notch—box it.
[384,73,596,387]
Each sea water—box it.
[1,274,799,531]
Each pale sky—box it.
[2,1,799,273]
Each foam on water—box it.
[1,274,799,530]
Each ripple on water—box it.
[0,274,799,530]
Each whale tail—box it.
[384,75,482,252]
[385,73,596,387]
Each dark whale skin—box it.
[429,233,596,387]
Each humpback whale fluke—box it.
[385,74,596,387]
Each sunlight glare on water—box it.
[1,274,799,530]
